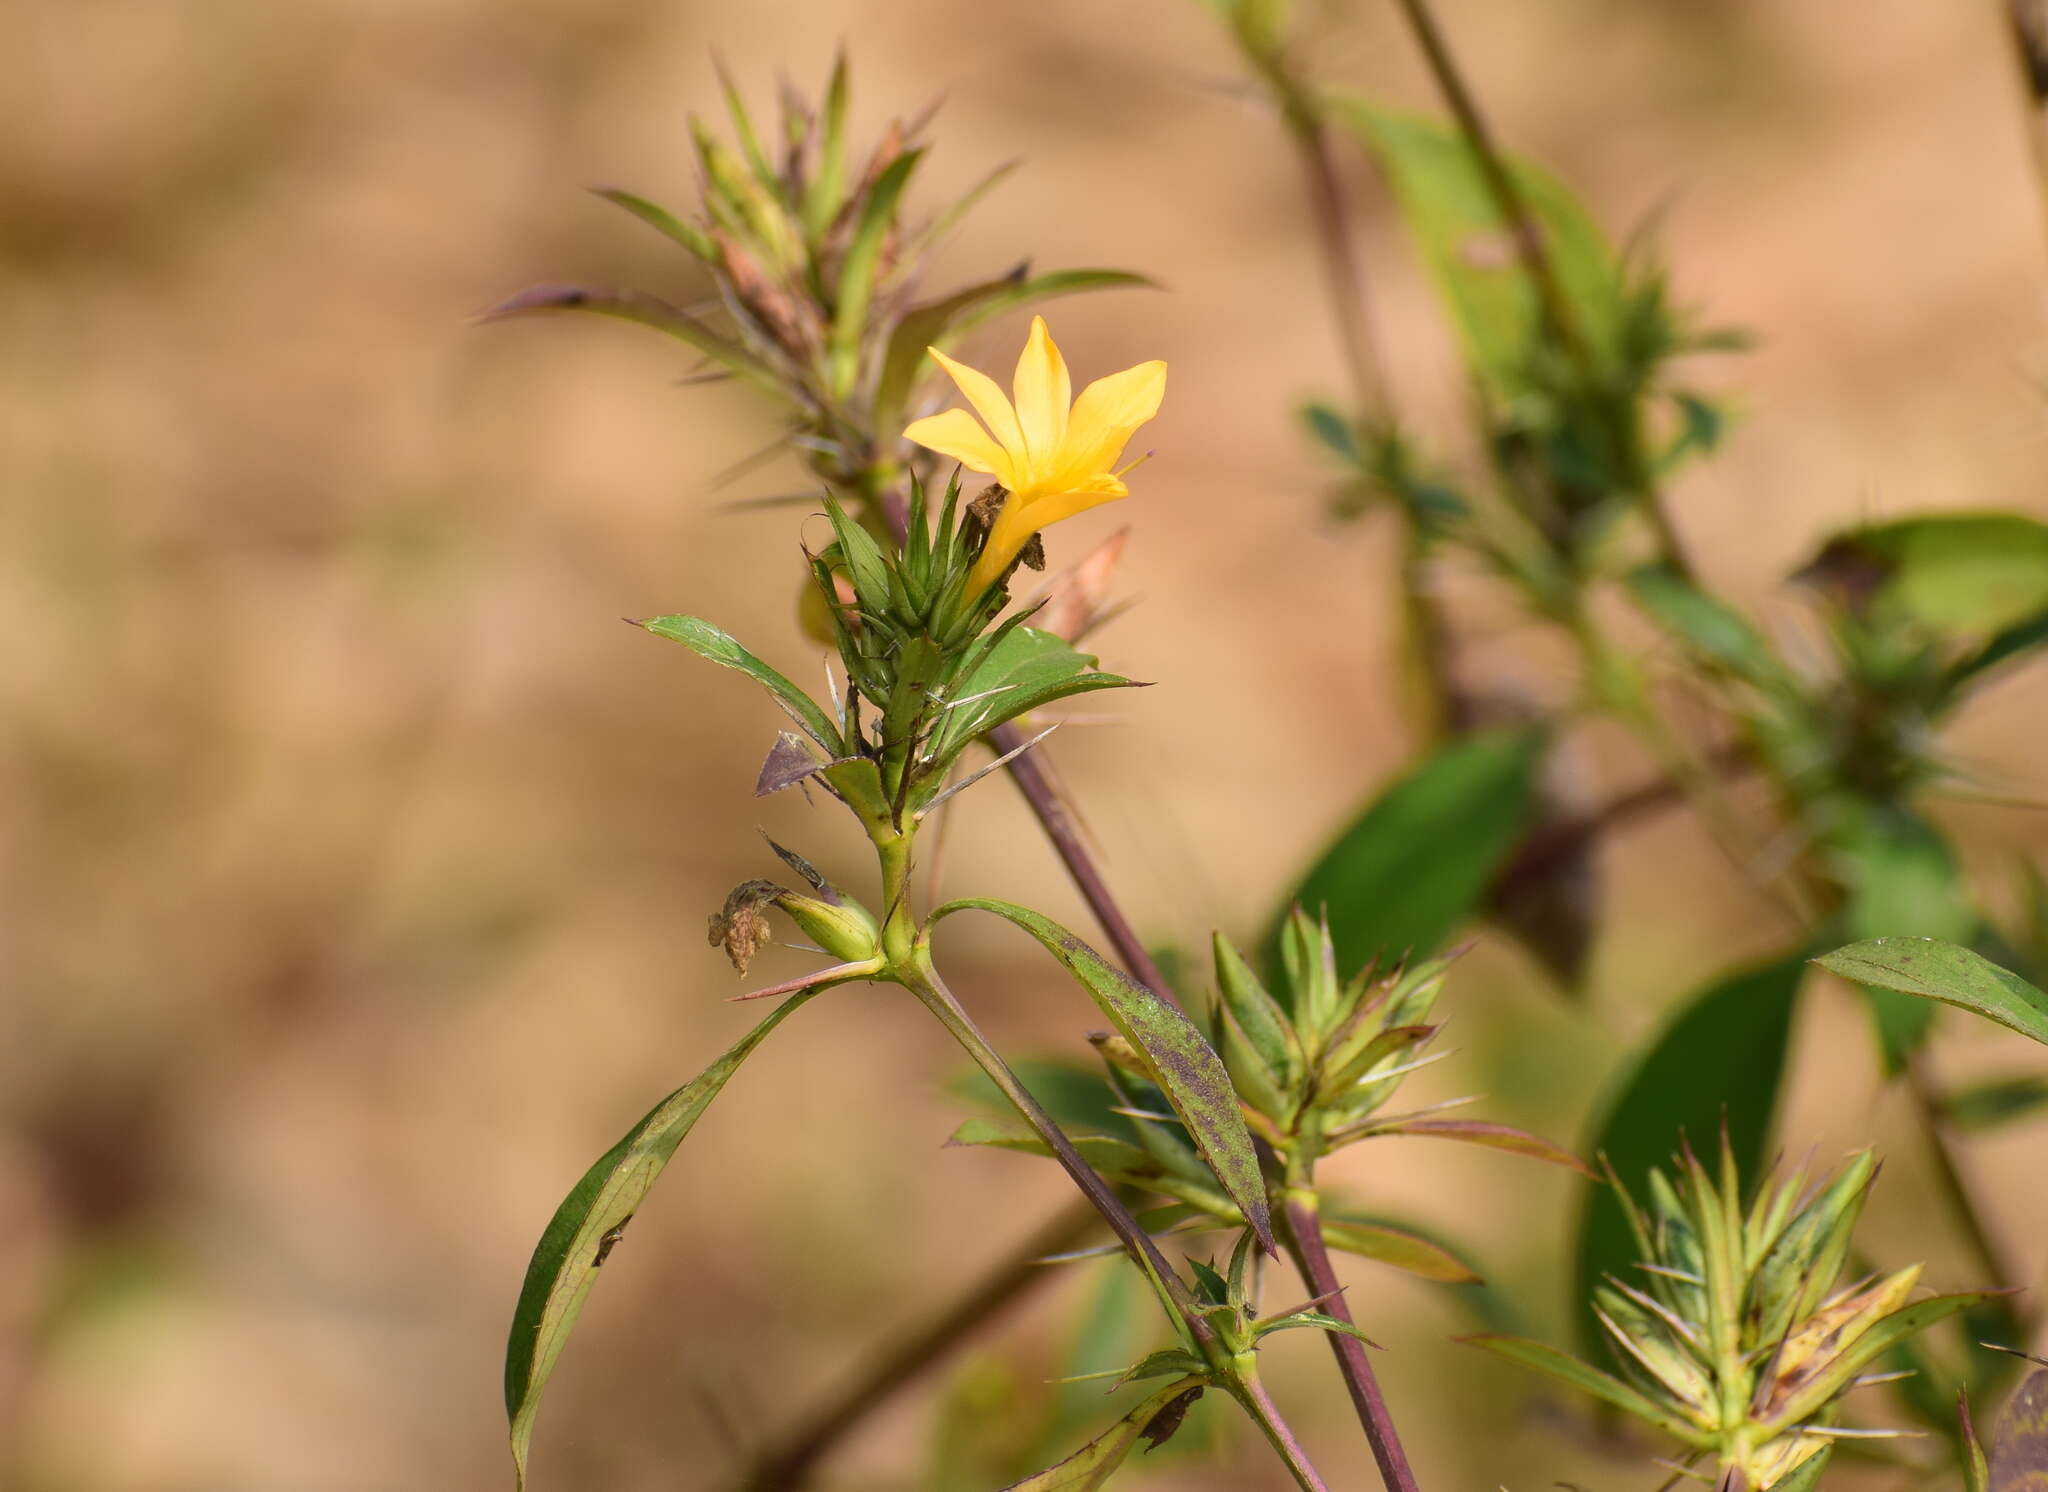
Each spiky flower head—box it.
[1208,910,1587,1182]
[486,56,1147,512]
[1470,1144,1991,1489]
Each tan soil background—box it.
[3,0,2046,1487]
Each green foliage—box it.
[933,898,1275,1250]
[1942,1075,2048,1132]
[1320,1215,1481,1285]
[1487,1144,1987,1484]
[640,613,844,754]
[488,62,1148,504]
[998,1377,1208,1491]
[1574,952,1806,1362]
[1274,728,1544,984]
[1324,99,1740,566]
[1762,1446,1833,1491]
[1815,938,2048,1049]
[1801,512,2048,639]
[809,477,1142,816]
[1326,101,1624,399]
[504,990,820,1489]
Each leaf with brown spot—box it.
[932,898,1273,1252]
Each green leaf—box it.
[1944,1075,2048,1132]
[589,187,716,262]
[1301,402,1361,466]
[1573,950,1807,1359]
[1761,1446,1832,1492]
[1852,513,2048,637]
[1276,728,1544,982]
[1211,933,1301,1084]
[933,899,1274,1251]
[482,285,774,393]
[1626,561,1789,688]
[1948,607,2048,694]
[1462,1334,1705,1443]
[823,497,894,618]
[950,1058,1142,1146]
[947,1115,1152,1171]
[826,148,923,396]
[1960,1386,1991,1492]
[802,50,851,241]
[1757,1291,1993,1435]
[930,626,1139,766]
[1814,938,2048,1048]
[1321,1216,1482,1284]
[640,615,843,754]
[1000,1378,1207,1491]
[1834,808,1979,1072]
[1358,1117,1593,1176]
[1251,1310,1382,1347]
[1325,100,1624,394]
[505,990,820,1488]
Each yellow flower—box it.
[903,317,1165,596]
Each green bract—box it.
[1473,1145,1990,1487]
[485,56,1148,513]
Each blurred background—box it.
[4,0,2047,1487]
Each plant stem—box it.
[897,954,1203,1324]
[869,488,1178,1005]
[1280,1190,1422,1492]
[984,722,1178,1002]
[738,1196,1103,1490]
[1236,1369,1335,1492]
[1251,59,1393,424]
[1387,0,1695,581]
[2005,0,2048,243]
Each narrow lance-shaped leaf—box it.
[1324,100,1624,393]
[1835,808,1979,1070]
[482,285,775,393]
[1321,1216,1482,1284]
[1461,1334,1706,1443]
[639,615,844,755]
[1000,1378,1207,1492]
[1814,938,2048,1049]
[505,989,821,1489]
[1761,1446,1832,1492]
[826,149,923,397]
[1361,1117,1594,1176]
[1944,1075,2048,1132]
[1573,950,1807,1359]
[1960,1390,1990,1492]
[588,186,717,262]
[1756,1291,1995,1436]
[1626,561,1791,689]
[933,898,1274,1251]
[931,626,1141,765]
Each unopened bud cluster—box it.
[1472,1146,1989,1488]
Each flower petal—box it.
[1010,316,1071,466]
[927,346,1026,458]
[1030,473,1130,529]
[903,409,1015,486]
[1055,360,1166,489]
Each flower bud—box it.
[772,888,881,965]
